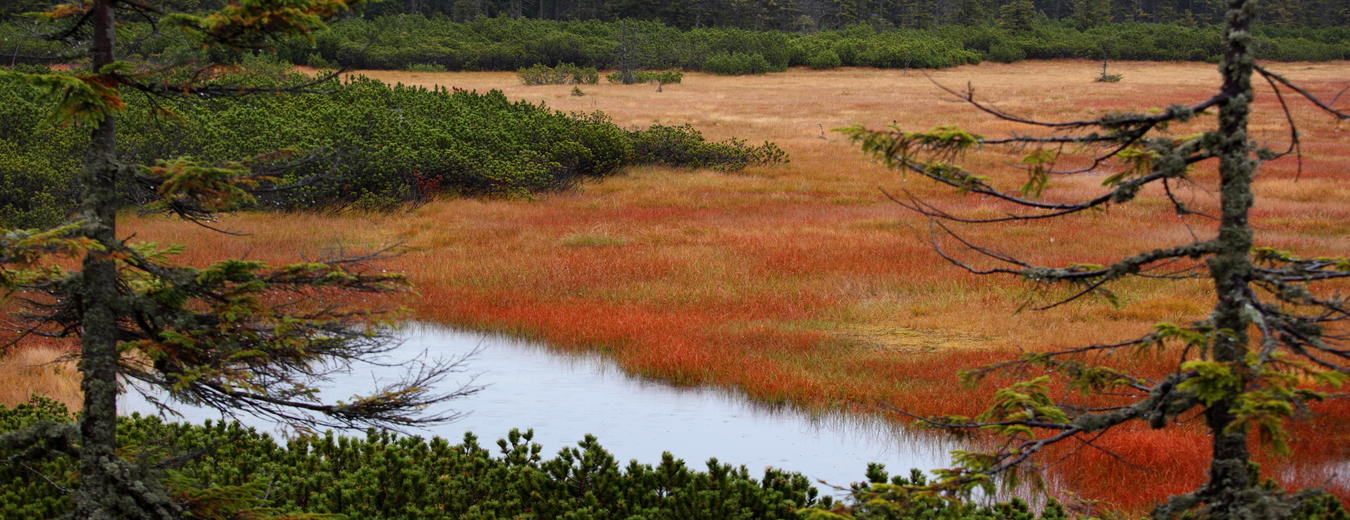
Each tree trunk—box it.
[74,0,124,518]
[1203,0,1257,515]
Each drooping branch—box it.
[930,78,1226,130]
[1254,64,1350,120]
[891,371,1200,492]
[927,216,1217,291]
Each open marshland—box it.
[9,60,1349,511]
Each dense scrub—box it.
[264,17,1346,72]
[517,62,600,85]
[0,66,786,227]
[14,398,1333,518]
[5,16,1346,76]
[2,398,1101,519]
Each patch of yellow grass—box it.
[0,348,81,411]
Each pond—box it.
[120,323,955,490]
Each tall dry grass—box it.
[0,345,80,411]
[8,60,1348,511]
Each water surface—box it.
[121,324,953,488]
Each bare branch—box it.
[1254,64,1350,120]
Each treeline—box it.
[277,16,1346,72]
[4,0,1347,30]
[5,5,1350,72]
[0,63,785,228]
[325,0,1350,31]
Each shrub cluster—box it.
[517,62,599,85]
[630,124,788,172]
[606,69,684,84]
[0,66,84,229]
[0,67,789,223]
[0,398,823,519]
[6,398,1346,518]
[704,52,780,75]
[806,50,842,70]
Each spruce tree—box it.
[843,0,1349,516]
[0,2,473,517]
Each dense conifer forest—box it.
[4,0,1348,72]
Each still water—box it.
[120,323,954,489]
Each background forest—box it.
[6,0,1342,29]
[4,0,1349,72]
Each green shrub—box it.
[0,68,786,214]
[405,62,448,72]
[303,52,336,68]
[703,51,776,75]
[630,124,789,171]
[22,399,1333,519]
[0,70,82,228]
[517,62,599,85]
[605,69,683,84]
[987,41,1027,63]
[1096,71,1123,82]
[807,49,843,69]
[0,398,824,519]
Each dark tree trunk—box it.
[1203,0,1257,515]
[74,0,124,518]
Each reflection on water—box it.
[120,323,954,489]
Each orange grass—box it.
[10,60,1349,512]
[0,340,81,412]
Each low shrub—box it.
[0,398,823,519]
[404,62,448,72]
[807,49,843,69]
[704,51,777,75]
[987,41,1027,63]
[517,62,599,85]
[0,69,82,229]
[630,124,789,172]
[605,69,683,84]
[0,68,787,215]
[304,52,337,69]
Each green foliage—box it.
[606,69,684,84]
[5,399,1199,519]
[7,15,1345,76]
[517,62,599,85]
[799,465,1076,519]
[704,51,778,75]
[629,124,789,172]
[0,69,784,213]
[0,398,821,519]
[807,49,842,70]
[0,69,82,229]
[987,42,1026,63]
[404,62,447,72]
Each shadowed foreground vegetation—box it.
[0,397,1127,519]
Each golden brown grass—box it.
[0,345,80,412]
[11,60,1350,511]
